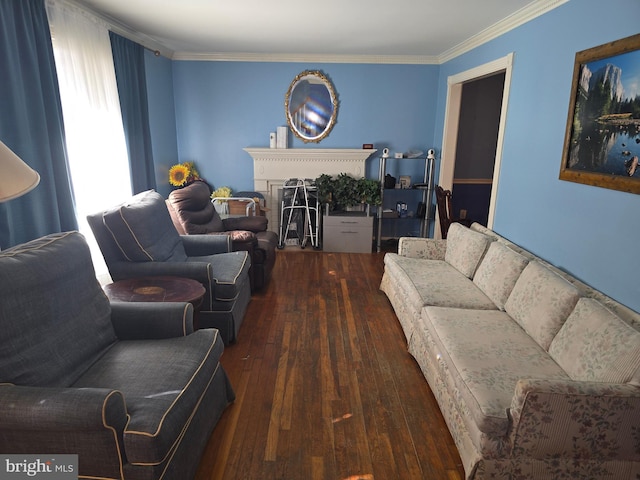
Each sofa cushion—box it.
[473,242,529,310]
[103,190,187,263]
[0,232,116,387]
[444,223,493,279]
[72,328,224,465]
[384,254,497,313]
[549,298,640,384]
[420,306,570,436]
[504,261,580,350]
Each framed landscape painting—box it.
[560,33,640,194]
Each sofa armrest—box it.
[397,237,447,259]
[223,215,268,233]
[0,384,128,466]
[110,301,194,339]
[0,384,127,431]
[181,234,231,255]
[106,259,213,285]
[509,378,640,459]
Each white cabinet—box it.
[322,214,374,253]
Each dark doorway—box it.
[451,72,505,226]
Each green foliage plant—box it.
[313,173,381,212]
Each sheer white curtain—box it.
[46,0,132,280]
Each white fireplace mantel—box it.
[243,148,377,233]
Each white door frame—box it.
[437,52,514,238]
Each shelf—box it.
[376,154,435,251]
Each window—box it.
[46,0,131,279]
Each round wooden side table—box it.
[104,276,206,328]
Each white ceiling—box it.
[72,0,564,63]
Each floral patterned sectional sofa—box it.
[380,222,640,479]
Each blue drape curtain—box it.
[109,31,156,194]
[0,0,77,249]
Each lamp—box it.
[0,140,40,202]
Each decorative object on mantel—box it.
[560,32,640,194]
[285,70,338,144]
[314,173,381,215]
[168,161,200,187]
[276,126,289,148]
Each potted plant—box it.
[313,173,381,215]
[357,177,382,206]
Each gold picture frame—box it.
[560,33,640,194]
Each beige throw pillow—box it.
[444,223,493,279]
[549,298,640,384]
[504,261,580,350]
[473,242,529,310]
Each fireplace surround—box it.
[243,148,377,233]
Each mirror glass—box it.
[285,70,338,143]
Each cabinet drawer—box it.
[323,215,373,253]
[323,215,373,228]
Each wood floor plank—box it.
[195,250,465,480]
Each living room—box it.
[123,0,638,314]
[1,0,638,312]
[1,1,639,479]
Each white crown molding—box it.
[171,52,440,65]
[438,0,569,63]
[66,0,566,64]
[64,0,174,58]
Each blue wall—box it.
[434,0,640,311]
[169,62,439,189]
[144,51,179,198]
[146,0,640,312]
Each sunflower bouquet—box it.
[211,186,232,201]
[168,161,200,187]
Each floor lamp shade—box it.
[0,141,41,202]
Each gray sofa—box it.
[380,222,640,479]
[0,231,235,479]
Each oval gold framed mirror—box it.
[285,70,338,143]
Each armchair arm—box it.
[181,233,232,255]
[508,378,640,459]
[110,301,194,339]
[397,237,447,259]
[0,384,128,474]
[107,259,213,285]
[223,215,268,233]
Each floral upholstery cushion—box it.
[421,306,570,436]
[473,242,529,310]
[444,223,493,279]
[398,237,447,260]
[504,261,580,350]
[384,254,497,313]
[102,190,187,263]
[549,298,640,384]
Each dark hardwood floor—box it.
[196,249,465,480]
